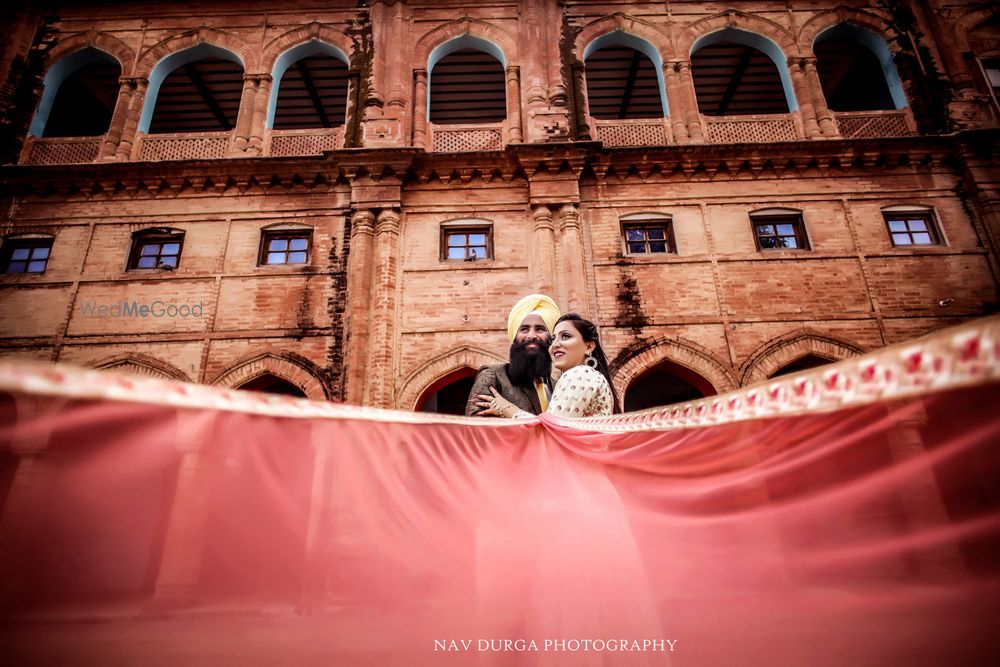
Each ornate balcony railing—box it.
[833,109,913,139]
[704,114,800,144]
[21,136,102,165]
[266,127,344,157]
[136,131,232,162]
[430,123,504,152]
[592,118,671,147]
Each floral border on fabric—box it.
[0,317,997,431]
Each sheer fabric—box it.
[0,318,998,666]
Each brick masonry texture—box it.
[1,0,999,408]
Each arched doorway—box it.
[624,360,717,411]
[417,368,477,415]
[768,354,834,379]
[237,373,307,398]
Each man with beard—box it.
[465,294,561,417]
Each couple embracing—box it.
[465,294,621,419]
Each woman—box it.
[477,313,621,418]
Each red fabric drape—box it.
[0,321,999,666]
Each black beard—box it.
[508,340,552,386]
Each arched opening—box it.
[814,24,906,111]
[237,373,308,398]
[768,354,835,379]
[429,36,506,124]
[624,360,717,411]
[691,28,795,115]
[30,48,121,137]
[141,45,244,134]
[268,42,349,130]
[416,368,477,414]
[584,33,668,119]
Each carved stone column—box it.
[366,209,402,408]
[531,205,556,295]
[801,57,837,137]
[100,78,135,159]
[557,203,587,313]
[505,65,523,143]
[151,411,217,605]
[231,74,259,152]
[676,62,705,143]
[412,69,428,148]
[344,209,376,404]
[115,77,148,160]
[570,62,591,140]
[247,74,272,155]
[662,61,690,143]
[788,59,821,139]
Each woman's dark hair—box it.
[554,313,622,414]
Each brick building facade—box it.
[1,0,999,412]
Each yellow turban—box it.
[507,294,561,341]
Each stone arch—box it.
[29,44,124,137]
[798,8,899,53]
[396,345,504,411]
[678,10,797,58]
[574,13,670,62]
[739,330,866,386]
[953,5,1000,54]
[611,336,737,401]
[811,21,908,110]
[47,30,135,75]
[135,26,258,78]
[212,353,329,400]
[260,22,354,72]
[414,17,518,67]
[92,353,190,382]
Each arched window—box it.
[623,360,717,411]
[814,24,906,111]
[583,33,668,119]
[237,373,308,397]
[691,28,796,115]
[267,42,349,130]
[428,36,506,124]
[30,48,121,138]
[140,44,244,134]
[417,368,477,414]
[768,354,834,379]
[881,205,944,247]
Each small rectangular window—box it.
[260,230,312,265]
[1,237,53,274]
[623,221,675,255]
[442,226,492,261]
[129,230,184,270]
[751,215,810,251]
[883,212,940,246]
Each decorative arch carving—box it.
[798,8,899,52]
[212,353,329,400]
[678,10,796,57]
[261,22,354,72]
[739,330,866,386]
[954,5,1000,54]
[92,353,190,382]
[396,345,504,411]
[47,30,136,75]
[611,337,737,400]
[574,13,671,61]
[135,26,258,77]
[414,17,518,66]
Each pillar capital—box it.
[375,208,401,236]
[351,209,376,237]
